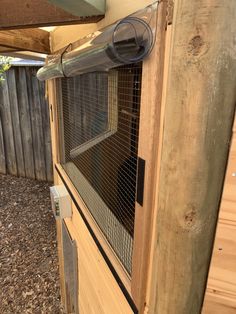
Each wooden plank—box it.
[148,1,236,313]
[0,0,103,30]
[0,46,21,53]
[54,169,133,313]
[218,131,236,225]
[145,24,173,313]
[38,80,53,181]
[202,116,236,312]
[130,1,168,311]
[0,115,6,174]
[7,69,25,177]
[0,29,50,54]
[48,0,106,16]
[206,223,236,297]
[203,293,236,314]
[56,219,67,309]
[47,79,66,305]
[16,67,35,179]
[47,80,60,182]
[64,214,133,314]
[1,51,46,61]
[27,68,47,181]
[0,76,17,176]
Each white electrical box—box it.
[50,185,72,219]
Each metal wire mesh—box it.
[58,63,142,274]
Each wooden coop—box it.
[0,1,235,313]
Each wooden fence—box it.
[0,66,53,181]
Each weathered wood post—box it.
[148,1,236,313]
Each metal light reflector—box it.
[37,3,157,80]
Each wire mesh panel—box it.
[58,63,142,274]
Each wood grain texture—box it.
[145,24,173,314]
[1,51,45,61]
[218,133,236,225]
[28,68,47,181]
[47,79,60,178]
[61,206,133,314]
[206,224,236,296]
[38,80,53,181]
[7,69,25,177]
[0,29,50,54]
[148,1,236,313]
[0,67,53,181]
[0,115,6,174]
[0,46,20,53]
[202,117,236,313]
[203,292,236,314]
[47,82,66,305]
[0,74,17,176]
[66,216,133,314]
[131,1,168,311]
[55,219,66,309]
[52,166,133,313]
[0,0,103,30]
[16,67,36,179]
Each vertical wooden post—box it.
[148,1,236,313]
[131,1,167,310]
[47,79,66,308]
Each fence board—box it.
[0,66,52,181]
[7,69,25,177]
[0,116,6,174]
[0,75,17,175]
[16,67,36,179]
[27,67,47,181]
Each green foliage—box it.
[0,56,12,82]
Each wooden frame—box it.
[47,78,66,309]
[0,29,50,54]
[47,2,168,312]
[0,47,21,53]
[145,22,173,312]
[131,1,168,310]
[53,73,132,292]
[70,70,118,158]
[46,1,236,313]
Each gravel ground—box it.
[0,174,62,314]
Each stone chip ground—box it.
[0,174,62,314]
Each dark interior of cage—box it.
[61,64,142,238]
